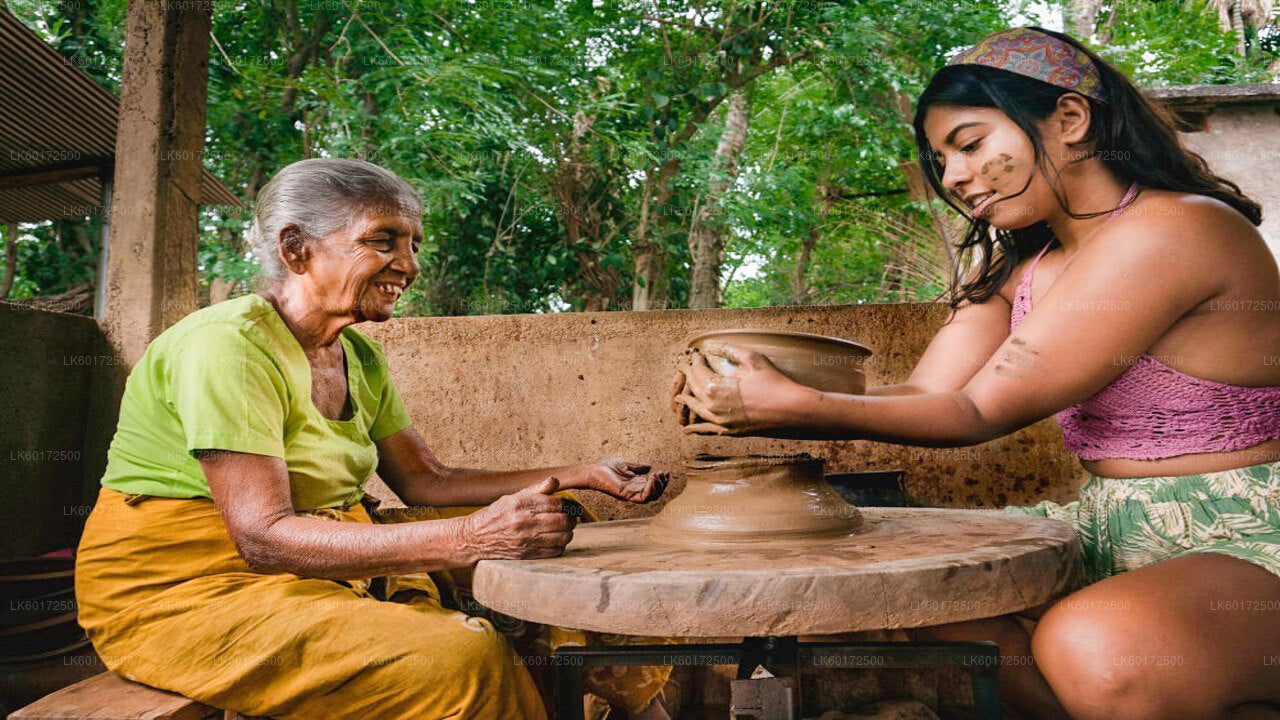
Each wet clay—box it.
[687,329,871,396]
[979,152,1016,184]
[647,453,864,546]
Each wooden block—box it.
[730,676,796,719]
[9,671,218,719]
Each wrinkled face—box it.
[299,205,422,323]
[923,105,1061,230]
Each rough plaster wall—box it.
[0,304,99,559]
[0,301,1088,560]
[1180,104,1280,260]
[362,303,1087,519]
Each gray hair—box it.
[246,158,423,285]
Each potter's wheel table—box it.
[474,508,1081,637]
[475,508,1080,720]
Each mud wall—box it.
[362,303,1087,518]
[0,301,1088,561]
[0,303,106,559]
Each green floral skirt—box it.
[1006,460,1280,584]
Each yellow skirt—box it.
[75,487,672,719]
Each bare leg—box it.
[1033,554,1280,720]
[913,615,1070,719]
[631,669,683,720]
[633,698,673,720]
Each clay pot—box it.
[0,557,74,602]
[0,557,85,663]
[687,329,872,395]
[0,608,87,663]
[648,454,863,546]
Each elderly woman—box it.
[75,159,671,719]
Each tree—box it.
[624,1,826,309]
[687,90,750,308]
[1,224,17,299]
[1210,0,1274,56]
[5,0,1275,315]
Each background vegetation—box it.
[3,0,1277,315]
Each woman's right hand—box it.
[457,477,578,561]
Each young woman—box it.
[672,27,1280,719]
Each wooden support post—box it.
[100,0,211,366]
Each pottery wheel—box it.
[473,509,1081,637]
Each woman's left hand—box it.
[671,344,807,435]
[586,459,670,503]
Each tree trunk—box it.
[1065,0,1103,40]
[626,26,811,310]
[547,106,627,312]
[1212,0,1250,55]
[1,223,16,298]
[360,89,379,159]
[632,244,664,310]
[792,225,819,304]
[632,159,679,310]
[1097,1,1121,45]
[279,0,327,115]
[687,91,751,309]
[1231,0,1248,56]
[792,180,831,303]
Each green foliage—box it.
[2,219,101,300]
[1095,0,1273,85]
[3,0,1275,311]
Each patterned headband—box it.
[947,27,1103,101]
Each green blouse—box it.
[100,293,414,510]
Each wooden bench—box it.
[10,671,256,719]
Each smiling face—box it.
[923,104,1069,230]
[291,207,422,324]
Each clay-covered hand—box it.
[673,344,805,435]
[588,458,670,503]
[458,477,578,561]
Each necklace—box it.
[1044,181,1143,260]
[1107,181,1141,222]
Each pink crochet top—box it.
[1009,240,1280,461]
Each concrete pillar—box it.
[101,0,211,366]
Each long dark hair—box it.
[913,27,1261,309]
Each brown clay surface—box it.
[688,329,871,396]
[648,454,864,546]
[473,509,1081,637]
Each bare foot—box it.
[630,674,681,720]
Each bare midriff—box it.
[1082,437,1280,479]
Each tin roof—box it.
[0,8,240,224]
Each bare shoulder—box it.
[1096,190,1269,262]
[992,252,1034,306]
[1083,190,1275,293]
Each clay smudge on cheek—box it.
[979,152,1017,184]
